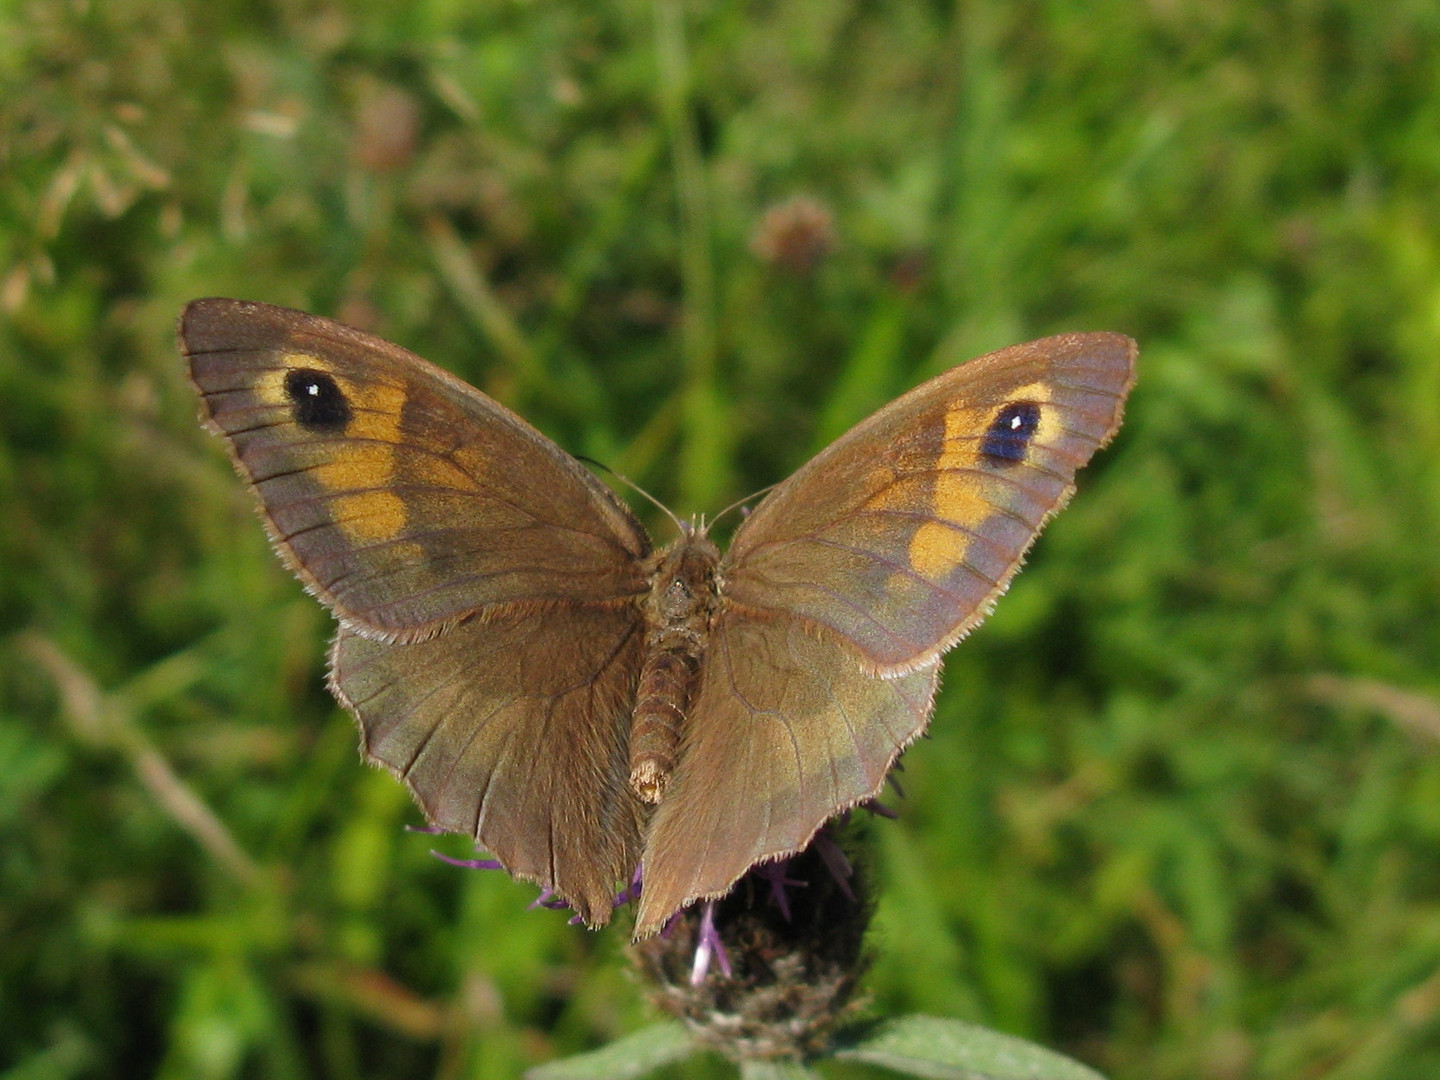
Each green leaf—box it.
[525,1021,696,1080]
[740,1060,822,1080]
[834,1016,1107,1080]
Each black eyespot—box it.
[284,368,351,433]
[979,401,1041,464]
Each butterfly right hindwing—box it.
[634,611,939,936]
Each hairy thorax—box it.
[629,529,722,803]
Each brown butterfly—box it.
[180,299,1135,937]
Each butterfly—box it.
[180,298,1135,937]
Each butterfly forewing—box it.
[722,333,1136,670]
[182,299,651,640]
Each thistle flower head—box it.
[630,825,873,1063]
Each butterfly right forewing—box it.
[722,333,1136,670]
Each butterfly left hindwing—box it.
[331,606,646,925]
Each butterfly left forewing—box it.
[182,299,651,640]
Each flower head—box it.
[630,823,874,1063]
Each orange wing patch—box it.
[261,352,411,545]
[903,385,1052,581]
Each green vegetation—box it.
[3,1,1439,1077]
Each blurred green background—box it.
[4,1,1440,1077]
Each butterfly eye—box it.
[979,401,1041,464]
[285,368,352,433]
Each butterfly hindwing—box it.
[634,612,938,936]
[331,602,648,926]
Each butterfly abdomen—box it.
[630,533,722,804]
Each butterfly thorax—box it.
[629,530,722,804]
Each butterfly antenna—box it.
[710,482,780,530]
[577,455,685,535]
